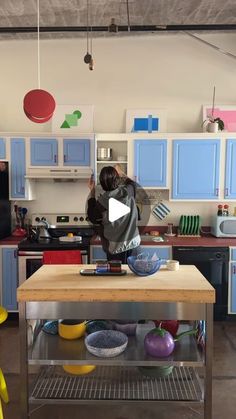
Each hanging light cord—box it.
[126,0,130,32]
[86,0,89,52]
[37,0,41,89]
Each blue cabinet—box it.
[139,246,171,261]
[134,140,167,187]
[2,247,18,311]
[225,139,236,199]
[10,138,26,199]
[63,139,90,166]
[30,138,58,166]
[172,139,220,199]
[0,138,6,159]
[230,262,236,313]
[90,246,107,262]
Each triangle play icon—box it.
[108,198,130,223]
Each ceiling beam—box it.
[0,24,236,34]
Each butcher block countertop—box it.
[17,264,215,304]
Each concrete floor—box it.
[1,321,236,419]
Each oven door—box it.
[18,251,43,285]
[18,250,88,285]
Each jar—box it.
[217,205,223,216]
[223,204,229,216]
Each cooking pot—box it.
[97,148,112,161]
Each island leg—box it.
[19,302,29,418]
[204,303,213,419]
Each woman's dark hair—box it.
[99,166,120,191]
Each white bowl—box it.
[85,330,128,358]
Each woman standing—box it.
[87,165,140,263]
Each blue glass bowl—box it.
[127,256,163,277]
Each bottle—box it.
[223,204,229,216]
[217,205,223,216]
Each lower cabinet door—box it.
[2,248,18,311]
[90,246,107,263]
[230,262,236,313]
[139,246,171,261]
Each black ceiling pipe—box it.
[1,24,236,33]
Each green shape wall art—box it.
[52,105,94,133]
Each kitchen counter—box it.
[91,234,236,247]
[17,264,215,303]
[0,235,24,245]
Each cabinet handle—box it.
[215,188,219,196]
[21,186,25,193]
[64,154,66,163]
[54,154,57,163]
[233,266,236,275]
[225,188,228,197]
[14,249,17,258]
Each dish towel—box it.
[152,202,170,220]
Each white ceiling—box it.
[0,0,236,40]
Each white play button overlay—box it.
[108,198,130,222]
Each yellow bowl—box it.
[58,320,86,340]
[62,365,96,375]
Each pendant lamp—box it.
[23,0,56,123]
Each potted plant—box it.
[204,86,225,132]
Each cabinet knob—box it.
[64,154,66,163]
[54,154,57,163]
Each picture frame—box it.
[51,104,94,133]
[202,105,236,132]
[126,109,167,133]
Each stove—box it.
[18,213,94,251]
[18,213,94,284]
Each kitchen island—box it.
[17,264,215,419]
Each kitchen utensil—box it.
[97,148,112,161]
[166,260,179,271]
[114,321,137,336]
[42,320,58,335]
[152,201,170,221]
[85,330,128,358]
[62,365,96,375]
[58,320,86,340]
[144,326,197,357]
[127,254,164,277]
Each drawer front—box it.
[231,248,236,261]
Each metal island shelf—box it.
[17,264,215,418]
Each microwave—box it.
[211,216,236,237]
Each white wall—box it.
[2,32,236,225]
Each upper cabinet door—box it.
[134,139,167,187]
[30,138,58,166]
[172,139,220,199]
[225,139,236,199]
[10,138,26,199]
[63,139,90,166]
[0,138,6,159]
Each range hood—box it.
[25,167,93,180]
